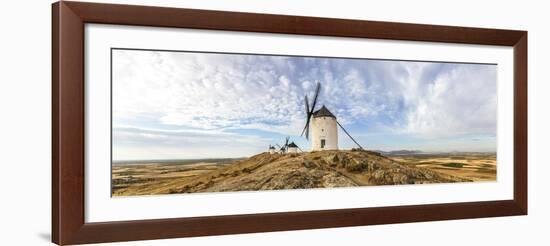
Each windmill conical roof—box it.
[287,142,298,148]
[312,105,336,118]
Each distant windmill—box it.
[276,137,290,153]
[287,142,301,153]
[268,145,276,154]
[300,81,364,151]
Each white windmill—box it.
[287,142,299,153]
[300,81,364,151]
[275,137,302,154]
[276,137,290,154]
[268,145,276,154]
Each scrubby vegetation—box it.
[113,150,471,196]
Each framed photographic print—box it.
[52,1,527,245]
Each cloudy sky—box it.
[112,49,497,161]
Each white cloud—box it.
[396,63,497,138]
[113,50,306,136]
[113,126,271,160]
[112,49,497,157]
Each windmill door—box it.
[320,139,326,149]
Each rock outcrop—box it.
[170,150,469,193]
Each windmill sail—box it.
[285,137,289,151]
[310,82,321,114]
[300,82,321,140]
[303,95,310,138]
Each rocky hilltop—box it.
[167,149,469,194]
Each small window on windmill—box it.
[321,139,326,148]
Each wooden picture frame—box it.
[52,1,527,245]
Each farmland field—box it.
[390,153,496,182]
[112,158,241,196]
[111,151,491,197]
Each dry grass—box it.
[112,162,232,196]
[112,151,477,197]
[390,153,496,182]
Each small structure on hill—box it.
[276,137,290,154]
[274,137,302,154]
[268,145,276,154]
[287,142,299,153]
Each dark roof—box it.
[269,146,275,149]
[287,142,298,148]
[312,105,336,118]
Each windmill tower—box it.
[287,142,299,153]
[311,106,338,150]
[301,81,364,151]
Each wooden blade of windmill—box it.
[300,122,308,137]
[300,114,311,138]
[309,82,321,115]
[300,95,311,137]
[336,120,364,149]
[304,95,310,116]
[276,144,282,149]
[300,114,312,138]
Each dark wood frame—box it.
[52,1,527,245]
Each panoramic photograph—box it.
[111,48,497,197]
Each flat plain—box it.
[390,153,496,181]
[112,159,239,196]
[112,151,495,196]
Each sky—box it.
[112,49,497,161]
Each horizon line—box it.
[113,149,497,163]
